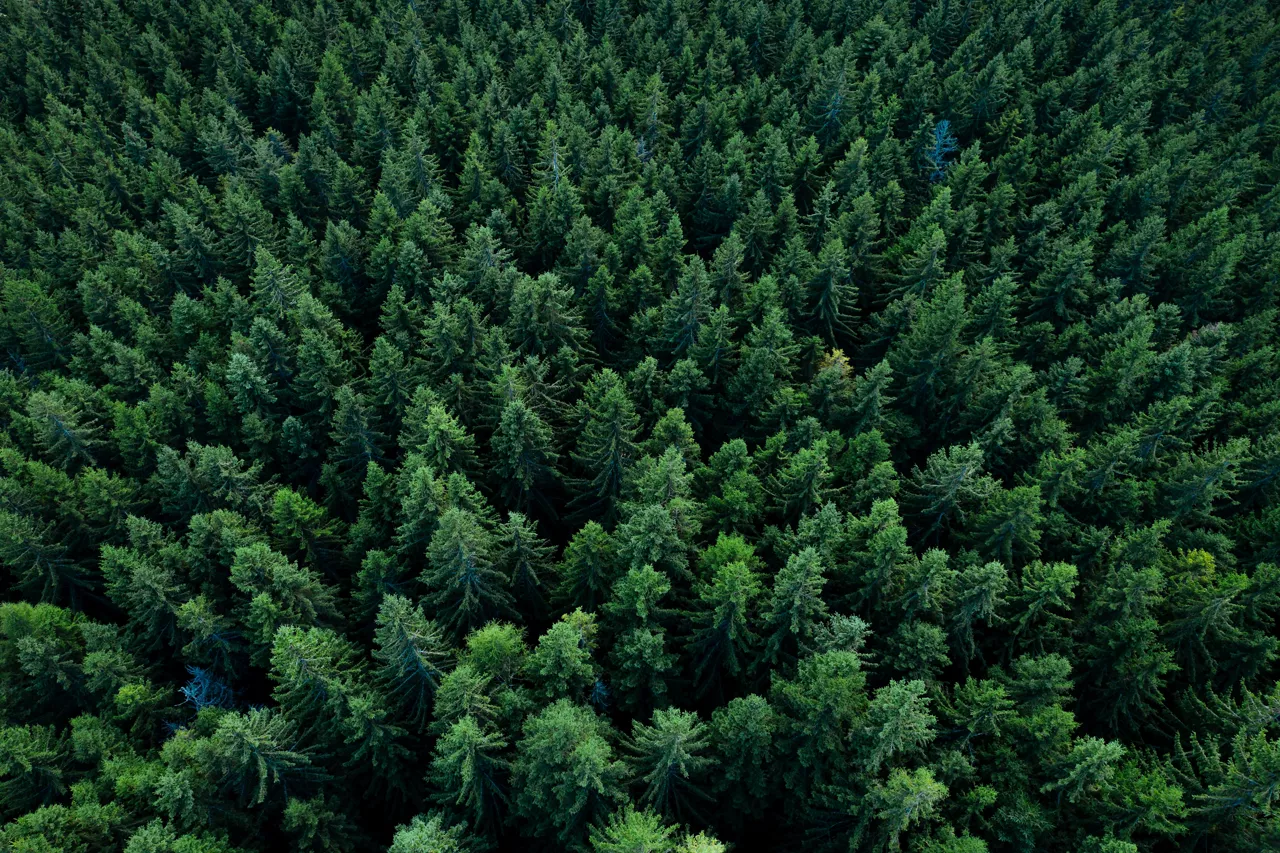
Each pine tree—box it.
[269,625,362,739]
[769,438,836,523]
[973,485,1044,563]
[501,512,553,622]
[691,305,738,390]
[866,768,948,851]
[388,813,473,853]
[663,258,711,358]
[588,807,674,853]
[430,715,510,833]
[492,399,559,514]
[374,594,451,725]
[270,487,342,570]
[627,708,713,822]
[403,401,479,478]
[229,543,337,666]
[508,273,587,356]
[326,386,385,496]
[948,559,1009,663]
[99,544,184,652]
[609,625,677,716]
[553,522,619,613]
[709,694,777,818]
[730,307,798,429]
[762,547,829,666]
[250,247,306,321]
[1010,561,1078,653]
[366,335,424,435]
[207,708,317,808]
[687,558,761,700]
[887,273,969,417]
[808,239,856,344]
[700,439,765,533]
[25,388,103,472]
[0,724,70,817]
[571,370,640,523]
[528,610,599,702]
[770,650,868,795]
[511,699,627,847]
[905,443,996,537]
[0,510,82,605]
[423,508,513,641]
[1042,736,1126,804]
[861,679,937,772]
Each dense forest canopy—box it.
[1,0,1279,850]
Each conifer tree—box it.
[374,594,451,725]
[430,715,510,834]
[763,547,829,666]
[388,813,473,853]
[422,508,514,641]
[553,521,619,613]
[571,370,640,523]
[511,699,627,847]
[501,512,554,623]
[492,399,559,514]
[687,558,761,700]
[627,708,713,822]
[207,708,317,808]
[1,1,1278,849]
[527,610,600,702]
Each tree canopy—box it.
[1,0,1279,851]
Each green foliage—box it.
[868,767,949,850]
[589,806,673,853]
[492,400,558,514]
[430,715,509,833]
[627,708,712,822]
[528,610,599,703]
[387,813,473,853]
[0,0,1277,849]
[862,679,937,773]
[512,699,626,848]
[0,724,71,818]
[423,508,513,641]
[763,547,829,665]
[206,708,316,808]
[374,595,451,725]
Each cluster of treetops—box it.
[0,0,1279,850]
